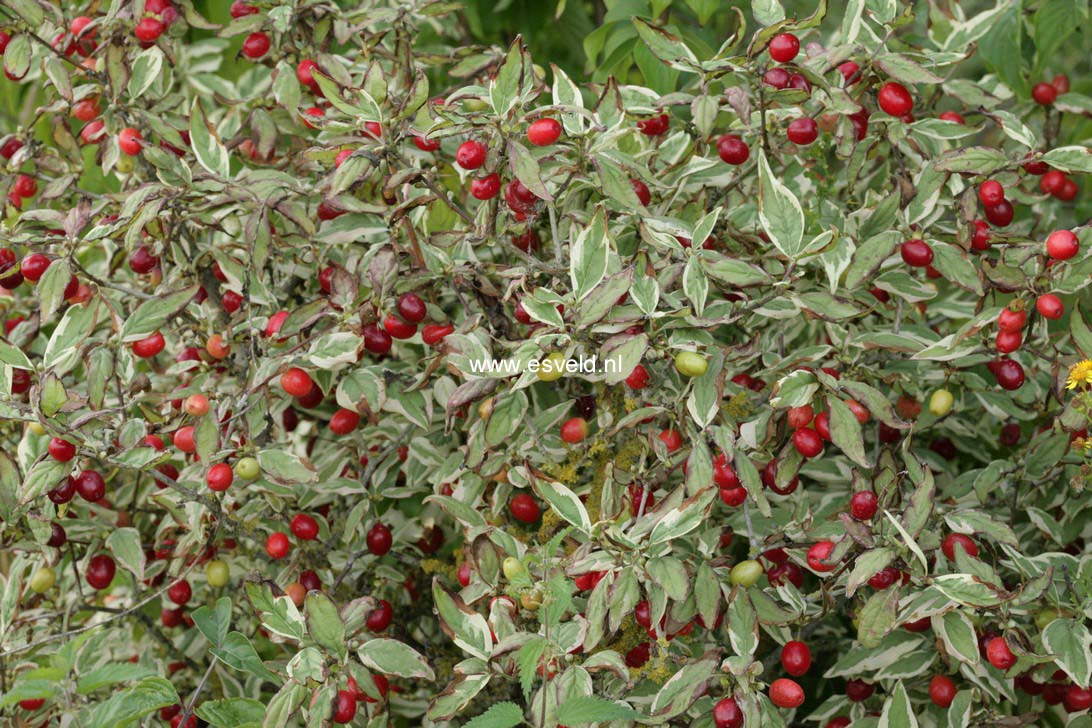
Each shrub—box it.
[0,1,1090,726]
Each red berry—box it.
[49,437,77,462]
[900,238,933,267]
[366,522,392,555]
[786,117,819,145]
[1046,229,1079,260]
[363,322,394,353]
[421,324,454,346]
[625,364,650,389]
[134,17,165,43]
[764,67,791,89]
[470,173,501,200]
[1064,685,1092,713]
[984,200,1013,227]
[20,253,51,282]
[850,491,878,520]
[807,540,837,572]
[787,405,814,429]
[280,367,313,397]
[132,333,165,362]
[265,532,290,559]
[994,359,1025,390]
[118,127,143,155]
[206,463,233,492]
[86,554,116,590]
[1032,82,1058,106]
[878,82,913,116]
[296,59,321,91]
[986,637,1016,670]
[939,111,965,124]
[631,178,651,206]
[845,679,874,701]
[978,180,1005,206]
[333,689,357,723]
[504,178,539,213]
[869,566,899,590]
[560,417,588,444]
[658,429,683,453]
[167,579,192,606]
[636,114,669,136]
[1036,293,1064,320]
[929,675,957,708]
[527,118,562,147]
[838,61,861,84]
[74,470,106,502]
[509,493,540,523]
[242,32,270,59]
[768,33,800,63]
[971,219,991,250]
[398,293,427,323]
[996,329,1022,354]
[781,640,812,676]
[941,532,978,561]
[998,306,1027,332]
[383,313,417,340]
[716,134,750,165]
[455,140,487,170]
[413,135,441,152]
[329,408,361,435]
[769,678,805,709]
[230,1,258,18]
[792,427,823,458]
[365,599,394,632]
[13,174,36,198]
[713,697,743,728]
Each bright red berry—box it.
[560,417,589,444]
[1032,82,1058,106]
[850,491,878,520]
[470,173,501,200]
[768,33,800,63]
[878,82,913,116]
[900,239,933,267]
[636,114,669,136]
[713,697,743,728]
[807,540,837,572]
[986,636,1016,670]
[716,134,750,165]
[206,463,233,492]
[786,117,818,145]
[280,368,313,397]
[265,532,290,559]
[242,32,270,59]
[978,180,1005,206]
[527,118,562,147]
[455,140,487,170]
[792,427,823,458]
[509,493,540,523]
[118,127,143,155]
[366,522,392,555]
[781,640,812,676]
[769,678,805,709]
[1046,229,1079,260]
[929,675,957,708]
[1036,293,1064,320]
[941,532,978,561]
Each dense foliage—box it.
[0,0,1090,726]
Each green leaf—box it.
[979,2,1023,95]
[846,547,895,597]
[632,18,699,70]
[933,146,1008,175]
[106,528,145,583]
[90,677,179,727]
[77,664,155,694]
[508,139,552,201]
[119,287,199,342]
[304,591,346,659]
[490,37,527,116]
[828,396,870,467]
[1042,145,1092,174]
[570,206,610,300]
[358,638,435,680]
[933,611,980,666]
[647,556,690,601]
[257,450,317,484]
[534,478,591,532]
[190,99,230,178]
[196,698,266,727]
[1043,619,1092,688]
[879,680,919,728]
[857,587,899,648]
[485,390,528,447]
[38,258,70,322]
[516,636,548,699]
[757,150,805,259]
[555,696,643,725]
[432,579,493,659]
[463,701,524,728]
[210,632,279,682]
[191,597,232,649]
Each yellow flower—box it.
[1066,360,1092,390]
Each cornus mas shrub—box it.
[0,0,1090,726]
